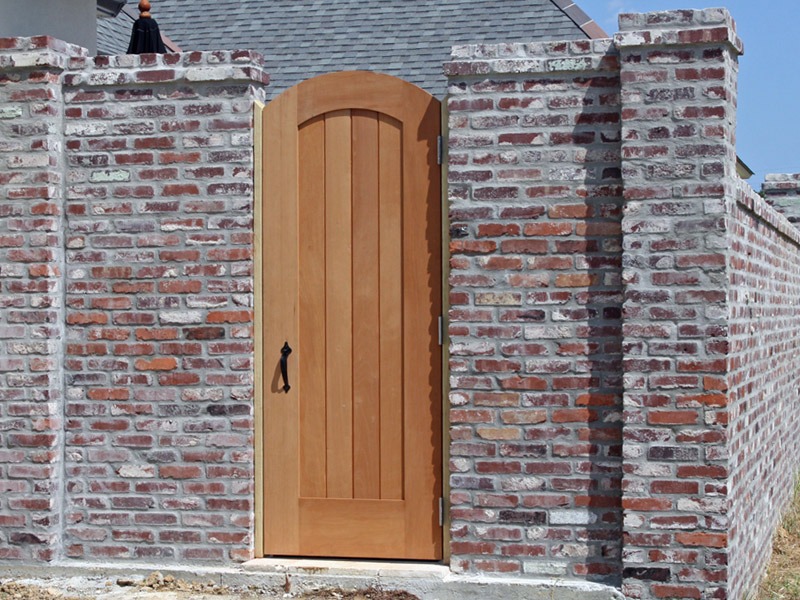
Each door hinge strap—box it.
[439,497,444,527]
[437,135,443,165]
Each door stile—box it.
[263,86,301,555]
[400,88,443,557]
[440,99,451,564]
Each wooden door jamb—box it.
[253,99,266,558]
[440,99,451,566]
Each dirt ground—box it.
[0,573,419,600]
[757,482,800,599]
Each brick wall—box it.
[614,10,741,600]
[762,173,800,224]
[726,179,800,600]
[2,8,800,600]
[444,8,800,600]
[61,51,267,562]
[0,36,79,562]
[443,39,625,583]
[0,38,268,563]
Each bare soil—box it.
[0,573,419,600]
[0,581,83,600]
[757,481,800,599]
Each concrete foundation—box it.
[0,560,624,599]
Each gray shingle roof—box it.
[98,0,592,97]
[97,8,137,55]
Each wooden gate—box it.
[258,72,442,560]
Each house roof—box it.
[97,4,181,55]
[97,6,137,55]
[97,0,604,97]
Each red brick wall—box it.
[726,180,800,599]
[442,8,798,600]
[444,39,625,582]
[762,173,800,224]
[614,9,742,599]
[0,36,81,562]
[60,51,267,562]
[1,9,800,600]
[0,38,268,564]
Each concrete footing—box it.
[0,560,624,599]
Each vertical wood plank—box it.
[298,116,327,498]
[402,93,442,556]
[352,111,381,499]
[263,86,300,554]
[325,110,354,499]
[378,115,404,501]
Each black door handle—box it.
[280,342,292,393]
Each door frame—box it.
[439,99,451,565]
[252,77,451,561]
[253,98,266,557]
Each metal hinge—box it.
[438,315,443,346]
[437,135,443,165]
[438,497,444,527]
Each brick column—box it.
[0,36,83,561]
[444,40,625,582]
[60,51,268,562]
[615,10,742,599]
[762,173,800,225]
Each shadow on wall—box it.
[444,38,625,583]
[541,61,623,585]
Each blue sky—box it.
[585,0,796,187]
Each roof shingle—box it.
[99,0,594,97]
[96,8,137,55]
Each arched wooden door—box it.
[260,72,442,560]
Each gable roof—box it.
[98,0,603,97]
[97,4,181,56]
[97,6,137,55]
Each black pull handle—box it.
[280,342,292,393]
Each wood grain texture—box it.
[262,85,300,555]
[298,116,327,499]
[297,71,410,125]
[324,110,354,499]
[299,498,404,558]
[400,84,442,557]
[351,110,381,500]
[378,114,404,501]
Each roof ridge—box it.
[550,0,608,39]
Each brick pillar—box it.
[60,51,268,562]
[444,40,625,582]
[615,10,742,599]
[0,36,83,561]
[762,173,800,225]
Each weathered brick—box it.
[0,11,793,596]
